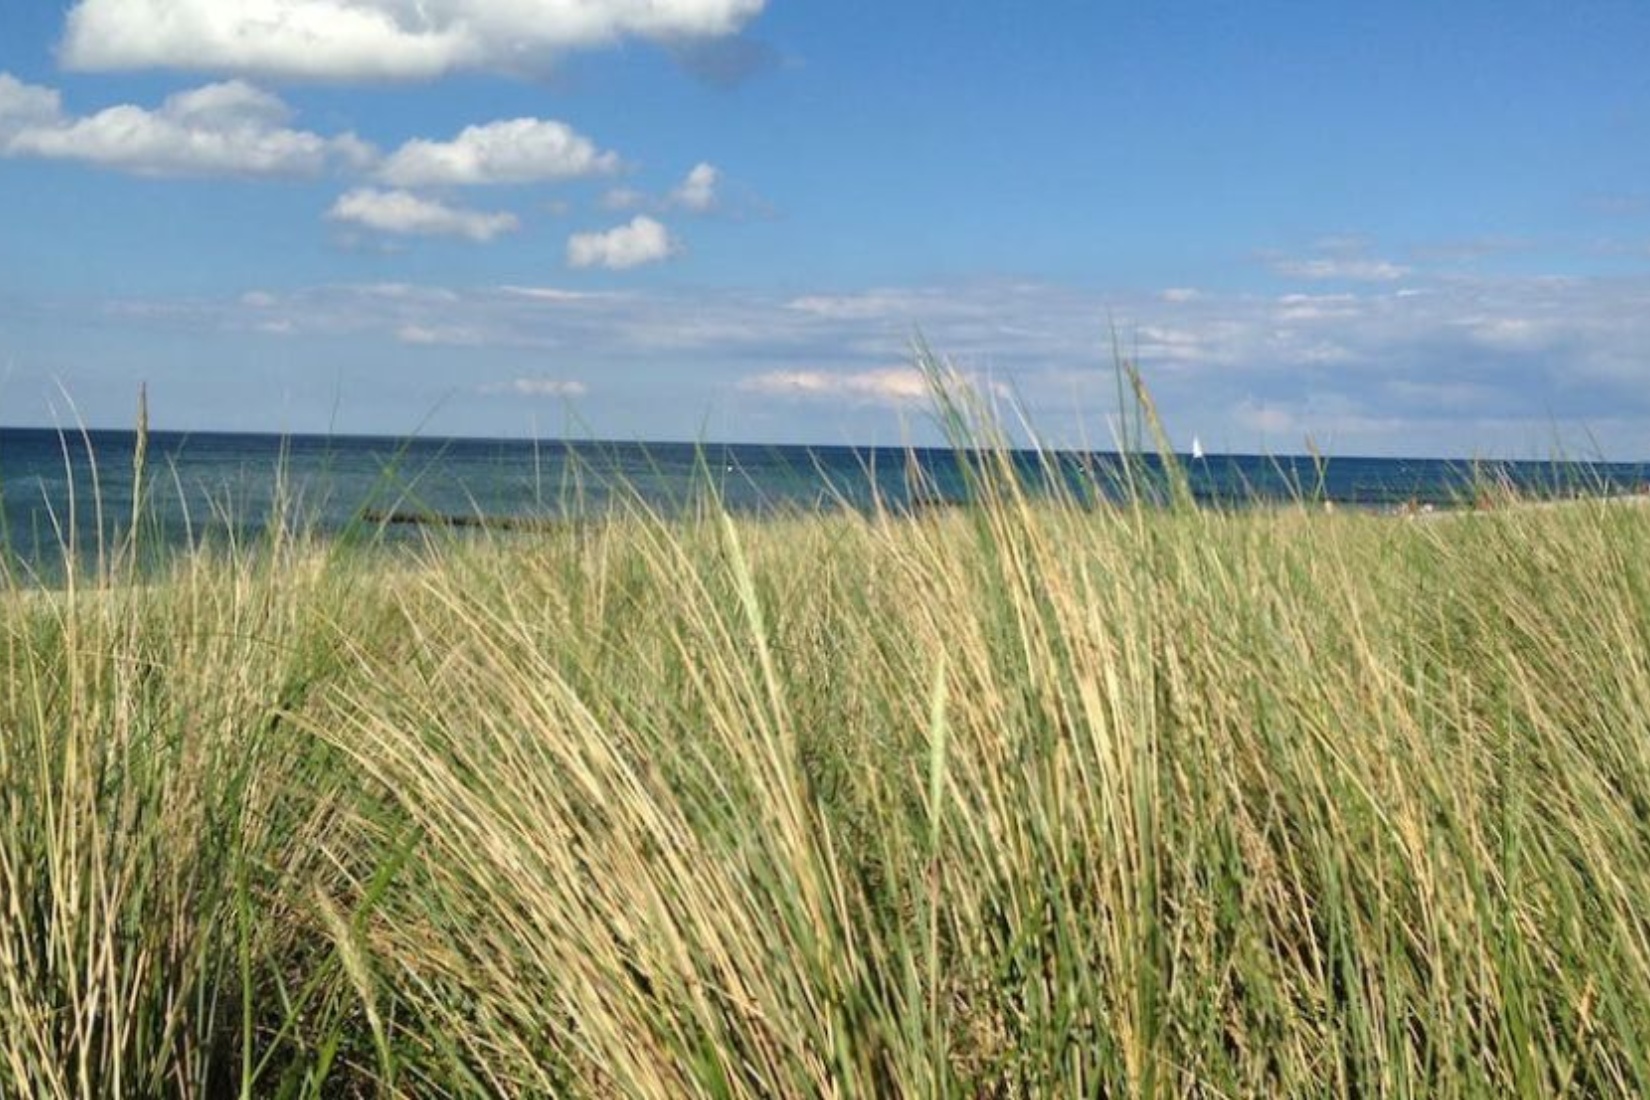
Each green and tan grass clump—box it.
[5,373,1650,1096]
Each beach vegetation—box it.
[3,363,1650,1095]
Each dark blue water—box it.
[2,427,1646,570]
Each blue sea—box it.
[2,426,1646,571]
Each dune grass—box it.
[5,384,1650,1095]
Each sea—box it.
[2,426,1646,574]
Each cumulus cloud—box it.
[0,74,63,137]
[567,215,676,269]
[328,188,519,241]
[1,77,372,177]
[479,377,589,397]
[379,118,618,186]
[668,162,718,212]
[60,0,768,81]
[598,164,722,215]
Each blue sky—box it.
[2,1,1649,456]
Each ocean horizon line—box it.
[1,423,1642,468]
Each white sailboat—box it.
[1191,435,1205,460]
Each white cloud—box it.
[0,74,64,137]
[61,0,767,82]
[165,80,287,126]
[85,271,1650,455]
[599,162,722,215]
[1260,235,1419,282]
[1269,257,1411,282]
[668,161,718,212]
[479,377,588,398]
[2,78,372,178]
[785,292,932,320]
[1455,315,1554,352]
[358,282,461,301]
[498,285,613,303]
[328,188,519,241]
[737,366,1014,406]
[1263,236,1414,283]
[567,215,676,269]
[738,368,932,404]
[396,323,489,345]
[1274,292,1361,322]
[1135,325,1210,364]
[379,118,618,186]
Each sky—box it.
[2,1,1650,457]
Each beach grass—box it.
[5,379,1650,1095]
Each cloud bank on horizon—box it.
[1,0,1648,456]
